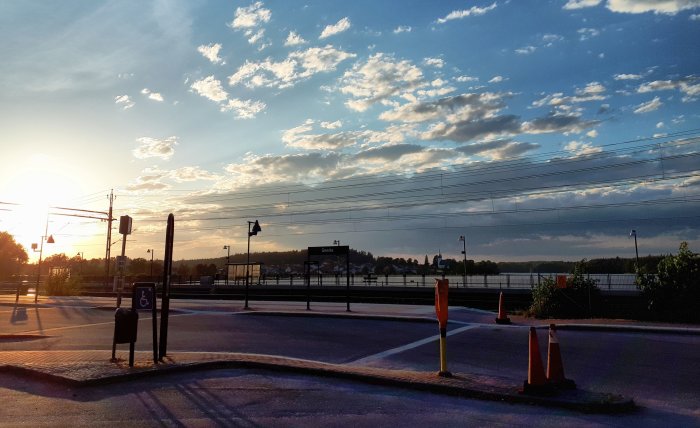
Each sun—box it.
[0,154,87,261]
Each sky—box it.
[1,0,699,265]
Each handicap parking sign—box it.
[132,283,156,311]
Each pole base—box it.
[550,378,577,390]
[437,371,453,378]
[495,317,511,325]
[520,380,555,395]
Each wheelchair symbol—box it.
[139,290,150,308]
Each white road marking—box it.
[350,324,479,365]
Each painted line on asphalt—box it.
[17,312,197,335]
[350,324,479,365]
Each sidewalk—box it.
[3,295,698,413]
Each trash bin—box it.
[114,308,139,344]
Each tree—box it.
[637,242,700,322]
[0,231,28,279]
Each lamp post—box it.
[223,245,231,285]
[76,252,84,275]
[147,249,154,278]
[333,240,340,279]
[245,220,261,309]
[33,216,54,304]
[459,235,467,288]
[630,230,639,272]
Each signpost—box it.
[159,214,174,361]
[132,282,158,364]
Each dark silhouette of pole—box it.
[159,213,174,361]
[34,216,53,304]
[460,235,467,288]
[223,245,230,285]
[245,220,261,310]
[147,249,154,278]
[630,230,639,271]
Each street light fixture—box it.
[147,249,154,278]
[459,235,467,288]
[245,220,261,309]
[76,252,84,275]
[223,245,231,285]
[629,230,639,272]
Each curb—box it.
[0,352,635,414]
[543,323,700,336]
[236,309,437,324]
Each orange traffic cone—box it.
[521,327,551,394]
[495,291,511,324]
[546,324,576,389]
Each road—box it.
[1,297,699,426]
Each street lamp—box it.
[32,216,55,304]
[245,220,261,309]
[76,252,84,275]
[629,230,639,272]
[223,245,231,285]
[459,235,467,288]
[147,249,154,278]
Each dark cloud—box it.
[422,115,521,142]
[353,144,424,161]
[522,113,599,134]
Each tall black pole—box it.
[159,213,174,361]
[461,235,467,288]
[634,233,639,271]
[245,223,251,309]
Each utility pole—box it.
[105,189,114,288]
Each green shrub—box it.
[636,242,699,322]
[529,260,601,318]
[45,272,82,296]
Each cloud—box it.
[321,120,342,129]
[422,115,522,142]
[141,88,164,102]
[532,83,607,108]
[224,152,344,186]
[197,43,223,64]
[606,0,700,15]
[190,75,228,102]
[115,95,134,109]
[614,73,643,80]
[285,31,307,46]
[488,75,508,83]
[637,76,700,102]
[692,13,700,19]
[436,2,497,24]
[455,139,540,160]
[563,0,603,9]
[515,45,537,55]
[563,0,699,14]
[379,92,512,124]
[230,1,271,28]
[319,17,351,39]
[170,166,218,182]
[220,98,266,119]
[353,143,424,162]
[564,141,603,156]
[633,96,663,114]
[339,53,426,112]
[522,113,599,134]
[578,28,600,41]
[133,136,178,160]
[228,45,355,89]
[393,26,412,34]
[424,57,445,68]
[456,75,479,83]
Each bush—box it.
[529,260,601,319]
[45,272,82,296]
[636,242,700,323]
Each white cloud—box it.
[220,98,266,119]
[606,0,700,15]
[532,83,607,107]
[339,53,426,112]
[436,2,497,23]
[197,43,223,64]
[424,57,445,68]
[542,34,564,46]
[228,45,355,89]
[488,75,507,83]
[637,77,700,102]
[633,96,663,114]
[577,82,606,95]
[321,120,343,129]
[285,31,307,46]
[456,75,479,83]
[587,129,599,138]
[170,166,218,182]
[141,88,164,102]
[563,0,602,9]
[115,95,134,110]
[190,76,228,102]
[393,26,412,34]
[578,28,600,41]
[230,1,271,28]
[656,121,665,128]
[515,46,536,55]
[133,136,178,160]
[614,73,643,80]
[691,13,700,19]
[564,141,603,156]
[319,17,351,39]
